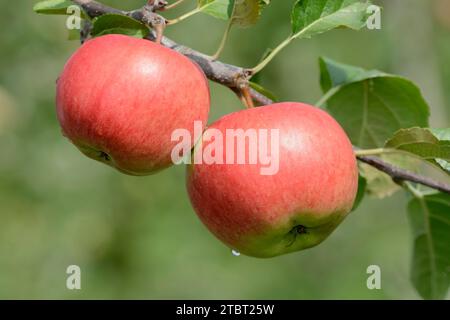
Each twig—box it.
[210,0,236,60]
[165,0,188,10]
[70,0,450,194]
[167,7,202,25]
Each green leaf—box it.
[319,58,430,148]
[351,174,366,211]
[249,81,278,103]
[198,0,235,20]
[407,192,450,299]
[291,0,372,40]
[385,128,450,174]
[33,0,87,19]
[91,14,149,38]
[319,56,384,92]
[431,128,450,173]
[33,0,73,15]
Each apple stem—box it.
[235,90,248,107]
[153,19,166,44]
[240,85,255,109]
[235,73,255,108]
[80,19,93,44]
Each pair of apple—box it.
[56,34,358,258]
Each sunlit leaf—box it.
[291,0,372,39]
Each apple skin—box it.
[56,34,210,175]
[186,102,358,258]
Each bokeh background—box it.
[0,0,449,299]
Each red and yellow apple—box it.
[56,34,210,175]
[187,102,358,258]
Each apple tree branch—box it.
[70,0,450,195]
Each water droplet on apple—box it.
[231,250,240,256]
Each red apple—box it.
[186,102,358,257]
[56,34,210,175]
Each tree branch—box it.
[71,0,450,195]
[358,156,450,194]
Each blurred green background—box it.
[0,0,449,299]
